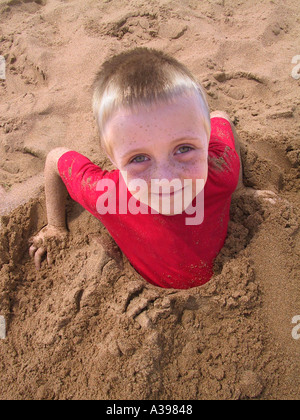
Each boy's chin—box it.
[157,208,184,216]
[147,194,195,216]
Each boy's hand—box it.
[29,225,68,270]
[234,186,279,205]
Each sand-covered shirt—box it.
[58,117,240,289]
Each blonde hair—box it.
[92,48,211,153]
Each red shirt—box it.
[58,117,240,289]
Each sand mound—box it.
[0,0,299,400]
[0,188,299,400]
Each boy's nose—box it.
[151,163,179,183]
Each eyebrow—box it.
[121,136,203,162]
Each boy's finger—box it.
[29,245,38,259]
[34,247,46,270]
[47,252,53,266]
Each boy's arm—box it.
[29,147,71,269]
[44,147,71,228]
[210,111,279,204]
[210,110,243,190]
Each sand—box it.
[0,0,299,400]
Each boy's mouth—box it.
[155,188,183,197]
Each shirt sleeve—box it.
[208,117,241,193]
[57,151,119,216]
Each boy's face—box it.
[103,94,209,215]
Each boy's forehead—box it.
[105,94,208,140]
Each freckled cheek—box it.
[180,159,208,181]
[126,166,150,180]
[125,169,153,192]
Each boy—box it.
[29,48,242,289]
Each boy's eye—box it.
[130,155,149,164]
[176,146,193,154]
